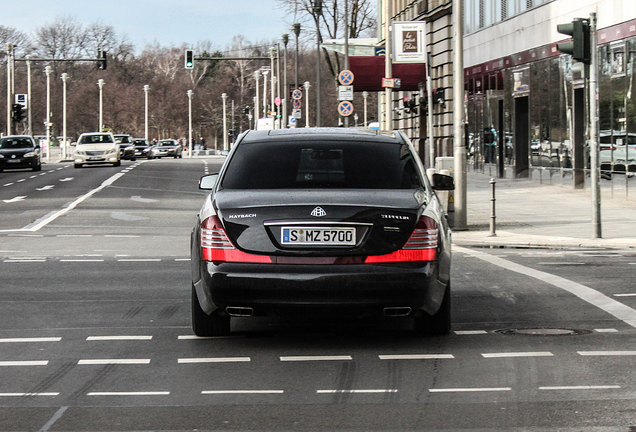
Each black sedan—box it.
[191,128,454,337]
[150,139,183,159]
[0,135,41,172]
[132,138,152,158]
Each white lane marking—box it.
[3,196,26,203]
[86,336,152,341]
[202,390,284,395]
[0,392,59,397]
[105,235,140,238]
[280,355,353,361]
[117,259,161,262]
[175,258,191,261]
[3,171,127,233]
[29,175,38,179]
[35,185,54,191]
[17,179,25,182]
[78,359,151,365]
[0,361,49,366]
[0,337,61,343]
[455,246,636,329]
[537,262,586,265]
[178,357,251,363]
[578,351,636,356]
[3,183,14,186]
[482,352,554,358]
[57,235,92,237]
[317,389,398,394]
[131,196,158,203]
[595,328,618,333]
[177,334,245,340]
[87,392,169,396]
[539,385,621,390]
[429,387,511,393]
[60,259,104,262]
[59,177,74,182]
[454,330,488,335]
[4,259,46,263]
[614,293,636,297]
[379,354,454,360]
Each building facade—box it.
[388,0,636,180]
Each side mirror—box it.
[199,173,219,190]
[431,173,455,191]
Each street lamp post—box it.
[187,89,193,158]
[221,93,228,151]
[269,47,276,128]
[282,34,289,129]
[304,81,311,127]
[61,73,69,160]
[362,91,369,127]
[292,23,300,93]
[97,79,105,131]
[26,55,32,135]
[143,85,150,141]
[262,70,268,119]
[45,66,52,162]
[254,70,260,124]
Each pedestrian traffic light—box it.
[185,50,194,69]
[98,50,107,70]
[557,18,590,64]
[11,104,24,122]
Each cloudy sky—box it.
[6,0,294,51]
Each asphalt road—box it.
[1,157,636,431]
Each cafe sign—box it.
[392,21,426,63]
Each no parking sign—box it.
[337,101,354,117]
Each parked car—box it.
[0,135,41,172]
[150,139,183,159]
[114,134,136,161]
[73,132,120,168]
[190,128,454,336]
[132,138,152,158]
[599,130,636,172]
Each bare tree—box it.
[33,15,88,59]
[0,26,31,56]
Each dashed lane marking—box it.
[202,390,283,395]
[0,337,61,343]
[482,352,554,358]
[87,391,169,396]
[379,354,454,360]
[86,336,152,341]
[0,361,49,366]
[78,359,151,365]
[428,387,511,393]
[178,357,251,363]
[280,355,353,361]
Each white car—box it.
[73,132,120,168]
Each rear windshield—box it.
[221,141,422,189]
[78,134,114,144]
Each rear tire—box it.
[192,285,231,336]
[413,284,451,336]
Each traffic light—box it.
[185,50,194,69]
[313,0,322,15]
[243,106,251,115]
[98,50,107,70]
[11,104,24,122]
[557,18,590,64]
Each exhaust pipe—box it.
[383,307,412,317]
[225,306,254,317]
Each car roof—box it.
[1,135,34,139]
[240,127,403,144]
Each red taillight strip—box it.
[201,216,271,263]
[364,216,439,263]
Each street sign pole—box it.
[589,12,601,239]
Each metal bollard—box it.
[489,178,496,237]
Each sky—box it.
[5,0,293,52]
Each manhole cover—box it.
[495,328,591,336]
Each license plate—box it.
[281,227,356,246]
[7,159,21,163]
[88,157,103,161]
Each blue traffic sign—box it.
[338,70,354,85]
[338,101,354,117]
[292,89,303,100]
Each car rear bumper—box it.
[196,261,447,318]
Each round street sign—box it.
[292,89,303,100]
[338,101,354,117]
[338,70,354,85]
[275,97,281,106]
[293,99,301,109]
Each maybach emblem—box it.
[310,206,327,217]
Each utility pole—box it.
[384,1,392,131]
[453,0,468,230]
[343,0,350,128]
[314,0,322,126]
[589,12,601,239]
[282,34,289,129]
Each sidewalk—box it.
[452,169,636,249]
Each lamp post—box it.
[262,70,268,118]
[292,23,300,92]
[26,55,32,135]
[143,85,150,141]
[362,91,369,127]
[221,93,228,151]
[254,70,260,124]
[304,81,311,127]
[61,73,69,160]
[187,89,193,158]
[97,79,105,131]
[45,66,52,162]
[269,47,276,128]
[282,34,289,129]
[313,1,322,126]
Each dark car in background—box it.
[191,128,454,337]
[0,135,41,172]
[114,134,136,161]
[132,138,152,158]
[150,139,183,159]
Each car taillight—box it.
[600,145,617,151]
[365,215,438,263]
[200,216,271,263]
